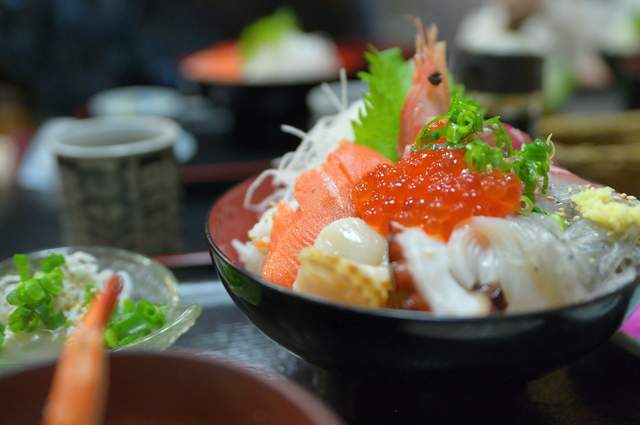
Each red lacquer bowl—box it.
[0,350,345,425]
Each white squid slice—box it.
[447,215,590,313]
[394,228,492,317]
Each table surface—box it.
[2,87,640,425]
[173,271,640,425]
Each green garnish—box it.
[413,94,554,203]
[13,254,29,282]
[0,324,5,353]
[39,273,63,295]
[532,207,567,230]
[239,6,301,60]
[5,255,68,333]
[104,299,167,349]
[550,213,568,230]
[1,252,169,353]
[40,253,65,273]
[352,46,413,162]
[84,285,98,304]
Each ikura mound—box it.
[230,22,640,318]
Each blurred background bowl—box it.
[178,41,369,155]
[0,246,201,370]
[0,350,346,425]
[205,176,640,388]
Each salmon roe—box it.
[353,149,523,240]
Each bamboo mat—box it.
[539,109,640,196]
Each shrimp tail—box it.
[41,274,123,425]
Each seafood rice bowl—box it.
[206,20,640,384]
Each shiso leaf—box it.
[352,46,412,162]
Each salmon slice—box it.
[180,40,243,84]
[262,140,392,288]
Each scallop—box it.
[293,247,391,307]
[313,217,388,266]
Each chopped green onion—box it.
[40,253,65,273]
[136,300,156,316]
[518,195,534,215]
[84,285,98,303]
[412,95,554,204]
[105,299,168,348]
[35,301,54,322]
[118,334,143,346]
[110,315,153,341]
[46,311,66,330]
[47,270,64,293]
[24,313,39,332]
[8,306,34,333]
[39,275,63,295]
[4,251,167,349]
[121,299,135,315]
[6,288,27,307]
[25,279,45,302]
[5,254,68,333]
[13,254,30,281]
[550,213,567,230]
[0,324,5,353]
[104,328,120,348]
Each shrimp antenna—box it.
[404,15,426,56]
[427,24,439,51]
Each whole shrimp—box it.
[397,20,451,157]
[41,274,123,425]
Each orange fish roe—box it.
[353,149,523,240]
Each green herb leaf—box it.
[239,6,301,60]
[352,46,412,162]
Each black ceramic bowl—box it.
[179,41,371,156]
[205,177,640,388]
[201,81,320,153]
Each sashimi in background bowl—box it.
[205,175,640,389]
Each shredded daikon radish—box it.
[243,73,365,213]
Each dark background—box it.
[0,0,482,121]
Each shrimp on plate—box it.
[41,274,123,425]
[397,19,451,157]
